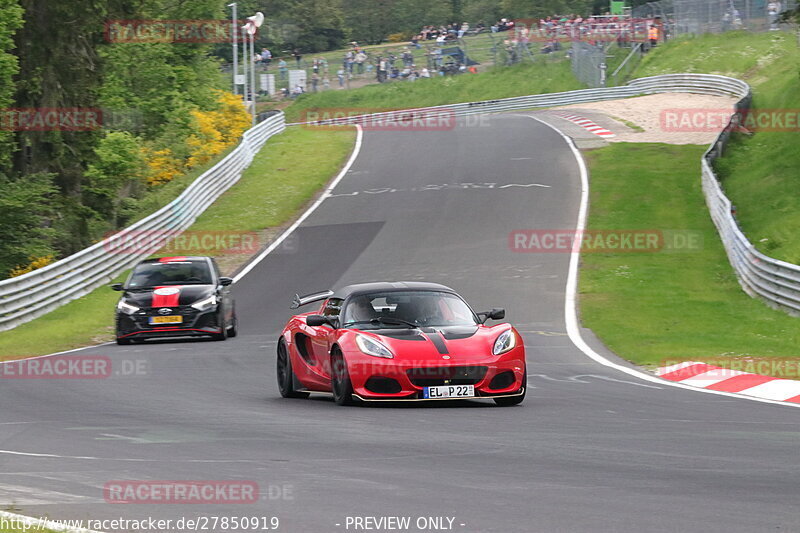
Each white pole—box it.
[229,3,237,94]
[241,24,249,113]
[250,31,256,125]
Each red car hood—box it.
[360,325,512,363]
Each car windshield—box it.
[127,260,213,288]
[341,291,478,328]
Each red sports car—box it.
[276,282,526,406]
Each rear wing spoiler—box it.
[290,290,334,309]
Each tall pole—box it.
[228,3,238,94]
[241,24,249,114]
[250,31,256,125]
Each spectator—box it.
[337,67,345,87]
[420,67,431,78]
[292,48,302,67]
[261,48,272,69]
[311,73,319,92]
[278,58,288,80]
[355,51,367,74]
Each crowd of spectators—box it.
[252,12,669,97]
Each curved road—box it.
[2,114,799,533]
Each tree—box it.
[0,172,57,276]
[0,0,22,169]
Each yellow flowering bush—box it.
[144,91,250,185]
[186,90,250,169]
[9,255,55,278]
[143,147,183,186]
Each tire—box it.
[330,349,355,406]
[211,312,228,341]
[493,366,527,407]
[227,310,238,338]
[277,339,309,399]
[116,337,133,346]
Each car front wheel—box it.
[330,349,355,406]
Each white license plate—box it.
[423,384,475,399]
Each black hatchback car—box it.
[112,256,237,344]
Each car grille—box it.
[406,366,488,387]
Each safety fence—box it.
[632,0,797,35]
[0,113,286,332]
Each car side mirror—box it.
[111,283,124,291]
[306,315,334,328]
[489,308,506,320]
[219,277,233,286]
[479,308,505,323]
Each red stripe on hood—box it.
[151,286,181,307]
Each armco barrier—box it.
[0,113,285,332]
[294,74,799,316]
[0,74,793,331]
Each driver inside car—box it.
[347,296,378,323]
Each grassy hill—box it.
[632,31,800,262]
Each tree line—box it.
[0,0,647,278]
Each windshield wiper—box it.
[343,317,419,329]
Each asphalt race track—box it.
[2,114,800,533]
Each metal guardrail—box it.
[0,113,286,332]
[292,73,800,316]
[290,73,748,127]
[1,73,793,332]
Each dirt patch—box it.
[559,93,739,145]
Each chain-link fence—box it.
[571,41,609,88]
[632,0,797,35]
[570,0,797,87]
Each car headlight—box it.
[493,329,516,355]
[355,334,394,359]
[191,294,217,312]
[117,300,140,315]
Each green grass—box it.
[282,60,582,122]
[634,31,793,79]
[0,127,355,359]
[631,30,800,266]
[580,143,800,374]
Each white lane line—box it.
[0,343,114,366]
[234,125,364,282]
[525,114,800,409]
[0,449,262,463]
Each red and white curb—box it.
[554,113,616,138]
[656,361,800,404]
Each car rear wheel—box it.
[493,366,526,406]
[331,349,355,406]
[277,339,309,399]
